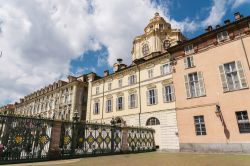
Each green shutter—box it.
[135,94,138,108]
[128,95,131,109]
[219,65,229,92]
[184,58,188,69]
[198,72,206,96]
[162,86,166,102]
[236,61,248,88]
[155,89,158,104]
[160,66,164,75]
[171,84,176,101]
[184,75,191,98]
[146,91,150,105]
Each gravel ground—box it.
[6,151,250,166]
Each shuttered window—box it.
[128,93,137,109]
[184,44,194,55]
[184,56,195,69]
[116,96,124,111]
[219,61,248,92]
[184,72,206,98]
[163,84,175,102]
[106,99,112,113]
[147,89,158,105]
[93,102,100,115]
[217,31,229,42]
[160,63,172,75]
[128,75,137,85]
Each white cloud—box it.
[1,0,248,106]
[0,0,167,106]
[202,0,227,26]
[231,0,250,8]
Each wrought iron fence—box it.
[0,115,155,164]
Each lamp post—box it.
[110,117,117,153]
[215,104,221,117]
[71,111,79,156]
[73,111,79,122]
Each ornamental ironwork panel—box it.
[127,127,155,151]
[0,115,53,161]
[59,122,122,157]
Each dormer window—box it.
[184,44,194,55]
[163,40,170,50]
[142,44,150,56]
[217,31,229,42]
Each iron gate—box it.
[0,115,155,164]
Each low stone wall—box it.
[180,143,250,153]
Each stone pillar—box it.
[121,127,129,152]
[49,121,62,159]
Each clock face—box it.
[163,40,170,50]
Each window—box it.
[142,44,150,56]
[219,61,248,92]
[184,72,205,98]
[118,79,122,88]
[184,44,194,55]
[93,102,99,114]
[194,116,206,136]
[217,31,229,42]
[106,99,112,113]
[96,87,99,94]
[128,75,137,85]
[148,69,153,78]
[163,40,170,50]
[128,93,137,109]
[116,96,124,111]
[235,111,250,133]
[146,117,160,126]
[163,84,175,102]
[184,56,194,68]
[159,24,163,30]
[147,89,157,105]
[161,63,172,75]
[108,83,112,91]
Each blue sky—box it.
[70,0,250,77]
[0,0,250,106]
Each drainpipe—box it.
[238,23,250,70]
[136,64,142,127]
[101,79,105,123]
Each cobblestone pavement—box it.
[6,152,250,166]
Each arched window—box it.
[146,117,160,126]
[142,44,149,56]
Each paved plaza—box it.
[8,152,250,166]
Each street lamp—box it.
[110,117,117,126]
[215,104,221,117]
[73,111,79,122]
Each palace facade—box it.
[86,13,186,150]
[3,12,250,152]
[169,12,250,152]
[14,75,88,121]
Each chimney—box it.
[104,70,109,77]
[117,58,123,64]
[234,12,241,21]
[215,25,220,29]
[205,26,213,32]
[224,19,230,25]
[68,75,77,83]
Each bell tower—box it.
[131,12,186,61]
